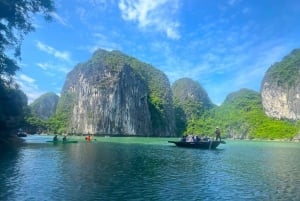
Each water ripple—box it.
[1,137,300,200]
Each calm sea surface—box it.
[1,135,300,201]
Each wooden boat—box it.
[168,140,225,149]
[46,140,78,144]
[17,131,27,137]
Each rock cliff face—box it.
[261,49,300,120]
[172,78,214,118]
[30,92,59,119]
[58,49,175,136]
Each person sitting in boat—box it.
[200,134,205,141]
[53,135,58,141]
[215,127,221,141]
[192,135,199,142]
[203,135,210,141]
[186,135,192,142]
[180,135,186,142]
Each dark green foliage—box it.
[0,0,55,145]
[263,49,300,87]
[23,115,47,134]
[0,82,28,136]
[173,104,187,135]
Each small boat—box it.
[168,140,225,149]
[17,131,27,137]
[46,140,78,144]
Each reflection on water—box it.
[0,136,300,201]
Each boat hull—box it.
[17,133,27,137]
[168,140,224,149]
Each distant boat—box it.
[168,140,225,149]
[17,131,27,137]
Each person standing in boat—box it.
[215,127,221,141]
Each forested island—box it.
[1,1,300,149]
[20,48,300,140]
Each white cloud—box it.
[242,7,250,14]
[81,32,121,53]
[86,0,113,8]
[233,44,291,87]
[148,26,293,105]
[93,33,121,49]
[36,41,72,62]
[76,7,88,24]
[36,62,71,74]
[75,0,115,25]
[227,0,239,6]
[50,12,69,26]
[15,74,44,104]
[118,0,180,39]
[19,74,35,84]
[165,22,180,39]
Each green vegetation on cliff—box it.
[263,49,300,87]
[187,89,299,139]
[30,92,59,120]
[172,78,215,136]
[49,92,75,134]
[24,92,74,134]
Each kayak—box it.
[46,140,78,144]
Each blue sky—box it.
[16,0,300,105]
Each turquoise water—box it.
[1,135,300,201]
